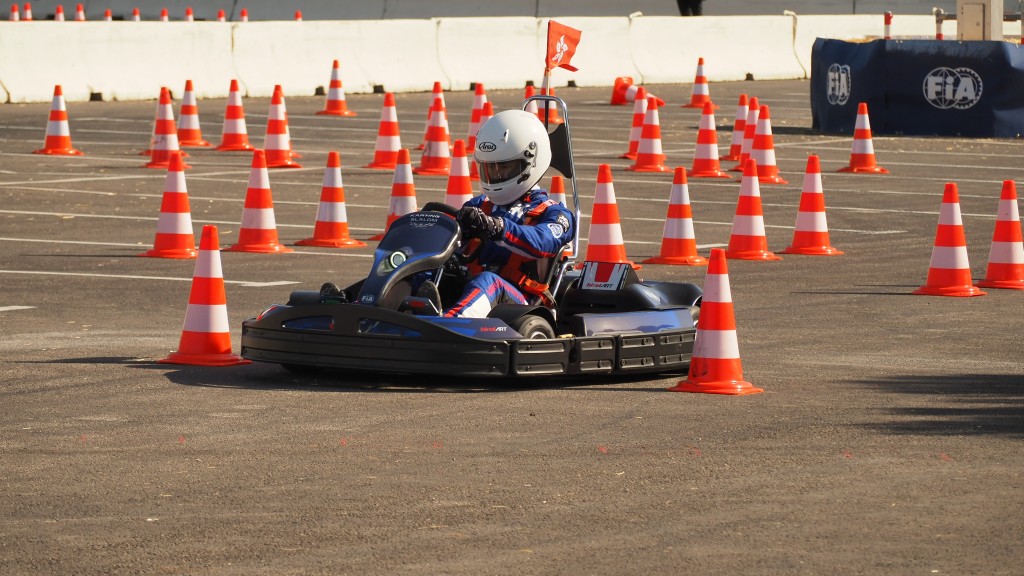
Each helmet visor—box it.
[479,158,528,185]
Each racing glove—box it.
[457,207,505,240]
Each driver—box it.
[419,109,574,318]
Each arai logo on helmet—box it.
[923,67,983,110]
[477,141,497,153]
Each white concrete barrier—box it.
[5,14,1013,104]
[436,17,541,91]
[230,21,373,98]
[0,21,235,103]
[348,19,451,93]
[630,16,806,84]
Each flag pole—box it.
[541,67,552,129]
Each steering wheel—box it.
[420,202,483,266]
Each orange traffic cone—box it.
[316,59,357,117]
[23,2,32,20]
[979,180,1024,290]
[668,248,762,395]
[9,4,19,20]
[582,164,639,269]
[158,7,167,21]
[364,92,402,170]
[643,167,708,266]
[547,175,573,259]
[224,149,293,254]
[146,87,189,169]
[839,102,888,174]
[750,104,787,184]
[160,225,251,367]
[295,151,366,248]
[619,86,647,160]
[683,57,718,109]
[418,82,446,151]
[726,158,782,261]
[443,139,473,207]
[73,3,84,20]
[141,151,196,259]
[370,149,418,241]
[184,6,193,20]
[731,96,759,172]
[468,101,493,181]
[781,155,843,256]
[913,183,985,296]
[33,85,83,156]
[611,76,634,105]
[721,94,748,162]
[177,80,211,147]
[627,97,670,173]
[413,95,452,176]
[689,101,732,178]
[467,83,488,141]
[216,79,255,151]
[263,85,301,168]
[524,84,539,117]
[53,4,63,20]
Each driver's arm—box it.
[497,204,573,260]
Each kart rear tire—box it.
[510,314,555,339]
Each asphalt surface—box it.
[2,81,1022,575]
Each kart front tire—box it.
[510,314,555,339]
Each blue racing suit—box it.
[445,188,574,318]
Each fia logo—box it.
[827,64,851,106]
[923,67,983,110]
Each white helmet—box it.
[473,109,552,206]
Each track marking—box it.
[0,306,36,312]
[0,237,376,256]
[0,269,301,288]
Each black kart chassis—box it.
[241,288,698,378]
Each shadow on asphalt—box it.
[847,373,1024,439]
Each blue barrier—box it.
[811,39,1024,138]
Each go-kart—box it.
[239,96,702,378]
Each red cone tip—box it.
[702,101,715,114]
[806,155,821,173]
[383,92,395,106]
[647,96,660,110]
[397,148,411,164]
[759,104,771,119]
[453,139,466,156]
[230,79,240,91]
[748,96,759,109]
[332,59,340,69]
[475,83,486,95]
[942,182,959,203]
[159,87,171,103]
[551,175,564,192]
[327,150,340,167]
[168,151,185,171]
[198,225,220,250]
[738,94,748,105]
[597,164,613,183]
[482,102,494,114]
[251,149,267,168]
[271,89,283,104]
[185,79,194,91]
[1000,179,1017,200]
[697,57,705,65]
[673,166,687,184]
[432,81,442,93]
[53,85,63,96]
[707,247,728,274]
[857,102,869,115]
[743,158,758,176]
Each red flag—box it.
[546,20,582,73]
